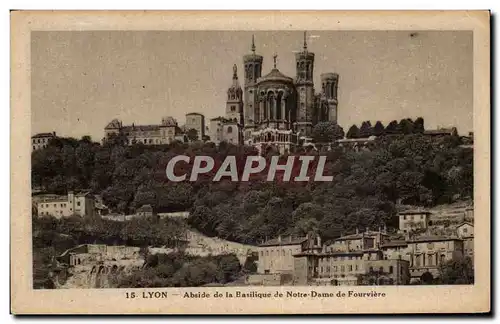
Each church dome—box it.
[105,119,122,129]
[161,116,177,126]
[257,68,294,84]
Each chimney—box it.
[53,131,56,136]
[278,235,282,243]
[356,228,359,234]
[289,236,292,243]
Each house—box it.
[32,132,57,151]
[36,191,96,219]
[456,222,474,260]
[398,210,432,233]
[136,204,156,218]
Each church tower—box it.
[294,31,315,137]
[320,73,339,123]
[243,35,263,140]
[226,64,244,124]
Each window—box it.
[379,266,384,273]
[355,264,359,271]
[227,126,233,134]
[348,265,353,271]
[266,251,269,256]
[389,266,393,274]
[77,202,81,206]
[369,266,374,272]
[333,266,337,272]
[33,146,35,150]
[428,254,433,266]
[231,106,236,112]
[260,251,263,257]
[463,228,468,233]
[61,204,64,207]
[282,250,285,256]
[341,265,345,272]
[320,266,323,273]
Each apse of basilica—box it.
[213,32,339,153]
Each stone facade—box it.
[104,116,189,145]
[36,191,96,219]
[185,113,206,140]
[213,32,339,153]
[398,210,431,233]
[31,132,57,151]
[258,228,472,286]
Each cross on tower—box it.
[273,53,278,69]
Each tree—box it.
[312,121,345,143]
[187,128,199,141]
[438,256,474,284]
[385,120,399,135]
[414,117,425,133]
[420,271,434,284]
[397,118,415,135]
[373,121,385,136]
[346,125,360,139]
[359,121,373,138]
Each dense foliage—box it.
[116,252,241,288]
[32,122,473,245]
[32,215,188,251]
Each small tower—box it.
[294,31,315,137]
[226,64,244,125]
[243,35,263,139]
[320,73,339,123]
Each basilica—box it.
[213,32,339,153]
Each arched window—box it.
[389,266,394,274]
[227,126,233,134]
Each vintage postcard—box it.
[11,10,490,314]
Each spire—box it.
[232,64,238,80]
[273,53,277,69]
[251,34,256,54]
[303,31,308,51]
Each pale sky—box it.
[31,31,473,140]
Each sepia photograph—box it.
[11,11,490,314]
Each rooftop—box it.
[32,132,56,138]
[259,236,308,247]
[258,68,294,84]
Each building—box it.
[456,222,474,260]
[209,65,244,145]
[256,234,322,275]
[398,210,432,233]
[404,236,464,281]
[255,227,472,286]
[104,116,187,145]
[293,231,410,286]
[136,204,155,218]
[424,127,458,137]
[206,33,340,153]
[36,191,96,219]
[32,132,57,151]
[185,113,206,140]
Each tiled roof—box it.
[399,210,432,215]
[259,236,307,247]
[122,125,160,132]
[32,132,56,138]
[410,235,461,243]
[381,240,408,248]
[423,128,457,135]
[335,231,388,241]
